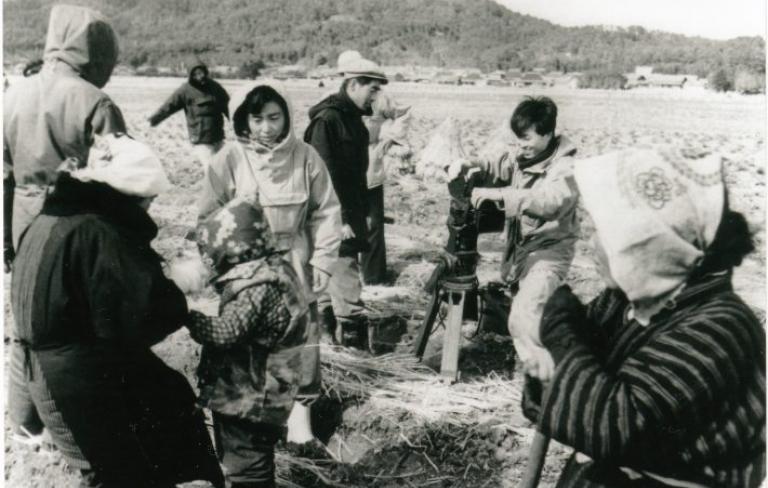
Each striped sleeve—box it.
[539,297,763,464]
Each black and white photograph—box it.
[2,0,766,486]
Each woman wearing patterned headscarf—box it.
[529,148,765,488]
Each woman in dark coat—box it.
[531,148,765,488]
[10,135,224,488]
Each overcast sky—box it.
[494,0,766,40]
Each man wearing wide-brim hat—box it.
[304,51,387,349]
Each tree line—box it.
[4,0,764,91]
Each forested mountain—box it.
[4,0,764,79]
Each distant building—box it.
[212,65,238,76]
[485,70,510,86]
[308,65,337,79]
[512,73,551,88]
[113,65,134,76]
[635,66,654,77]
[382,65,416,82]
[462,68,483,81]
[625,66,690,89]
[489,70,507,80]
[271,64,307,79]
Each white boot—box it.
[286,401,314,444]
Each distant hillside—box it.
[4,0,765,79]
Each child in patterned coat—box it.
[185,198,312,488]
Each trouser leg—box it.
[8,343,44,436]
[325,256,366,348]
[213,413,282,488]
[361,185,387,285]
[296,302,321,402]
[507,264,566,381]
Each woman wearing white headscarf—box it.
[11,135,224,488]
[528,149,765,487]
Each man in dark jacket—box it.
[304,51,387,348]
[148,63,229,168]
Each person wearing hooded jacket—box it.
[197,83,342,445]
[148,63,230,168]
[3,3,126,447]
[448,96,579,382]
[11,135,224,488]
[3,4,126,271]
[303,51,388,348]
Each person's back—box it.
[3,4,125,254]
[10,138,224,487]
[3,3,125,453]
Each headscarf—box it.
[67,134,171,197]
[195,198,308,316]
[195,198,278,275]
[574,147,724,324]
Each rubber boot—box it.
[336,317,363,349]
[286,402,313,444]
[319,306,337,345]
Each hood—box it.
[551,135,577,161]
[188,63,209,87]
[189,63,208,79]
[308,87,369,120]
[43,4,119,88]
[233,81,299,163]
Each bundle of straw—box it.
[275,452,340,487]
[321,347,434,397]
[320,346,522,428]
